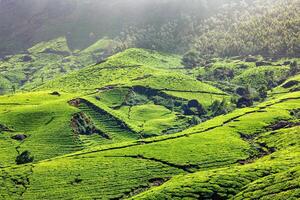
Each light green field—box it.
[0,39,299,199]
[0,89,299,199]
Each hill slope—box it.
[0,90,299,199]
[0,37,117,94]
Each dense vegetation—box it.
[0,0,299,199]
[116,0,299,58]
[192,0,300,58]
[0,0,238,56]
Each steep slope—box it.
[0,92,82,167]
[0,91,299,199]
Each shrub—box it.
[125,91,149,106]
[212,67,234,81]
[210,98,229,116]
[237,97,253,108]
[182,50,201,69]
[236,87,249,97]
[183,100,207,116]
[290,61,299,76]
[16,151,34,165]
[190,116,202,126]
[258,86,268,100]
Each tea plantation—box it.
[0,38,299,199]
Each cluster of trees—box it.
[184,98,233,125]
[114,0,298,62]
[1,0,297,59]
[231,84,269,108]
[16,150,34,165]
[191,0,300,59]
[114,15,198,54]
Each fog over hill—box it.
[0,0,251,55]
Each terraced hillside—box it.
[189,57,300,92]
[40,48,228,106]
[0,0,299,198]
[75,98,139,146]
[0,37,117,94]
[0,90,299,199]
[271,74,300,96]
[0,39,299,199]
[0,92,83,167]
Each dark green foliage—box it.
[237,97,253,108]
[255,61,272,67]
[258,86,268,100]
[290,109,300,119]
[152,96,176,111]
[191,0,299,58]
[290,61,299,76]
[209,98,229,116]
[182,50,201,69]
[236,87,250,97]
[72,112,97,135]
[183,99,207,116]
[245,57,258,62]
[0,0,232,55]
[16,151,34,165]
[189,116,202,126]
[49,91,61,96]
[11,134,27,141]
[12,85,16,94]
[282,80,299,89]
[212,67,234,81]
[71,175,83,185]
[125,91,149,106]
[235,85,254,108]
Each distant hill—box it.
[0,37,118,93]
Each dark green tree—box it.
[182,50,201,69]
[258,86,268,100]
[12,85,16,94]
[16,151,34,165]
[290,61,299,76]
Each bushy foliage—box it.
[115,16,197,53]
[191,0,300,58]
[16,151,34,165]
[182,50,201,69]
